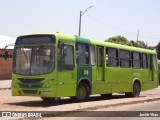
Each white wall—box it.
[0,35,16,49]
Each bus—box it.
[11,33,159,102]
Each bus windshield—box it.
[13,46,55,75]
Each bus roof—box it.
[17,33,156,55]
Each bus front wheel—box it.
[125,82,141,97]
[71,83,90,102]
[41,97,55,103]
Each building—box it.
[0,35,15,79]
[0,49,13,79]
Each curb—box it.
[42,97,160,117]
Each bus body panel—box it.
[105,67,132,93]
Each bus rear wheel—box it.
[41,97,55,103]
[71,83,90,102]
[125,82,141,97]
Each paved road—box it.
[1,87,160,112]
[43,101,160,120]
[0,81,160,120]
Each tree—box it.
[130,40,138,47]
[105,35,132,46]
[137,40,147,48]
[130,40,147,48]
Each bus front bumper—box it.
[12,86,57,98]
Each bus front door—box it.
[57,42,76,97]
[93,46,110,94]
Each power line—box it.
[85,14,160,40]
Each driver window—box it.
[58,44,74,70]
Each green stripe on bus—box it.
[75,36,91,44]
[75,36,92,87]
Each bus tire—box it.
[101,93,112,99]
[125,82,141,97]
[71,83,90,102]
[41,97,55,103]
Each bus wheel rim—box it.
[78,86,87,100]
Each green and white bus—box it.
[11,33,159,102]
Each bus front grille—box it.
[22,90,38,94]
[20,84,42,88]
[18,78,44,83]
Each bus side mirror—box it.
[4,50,9,60]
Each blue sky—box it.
[0,0,160,46]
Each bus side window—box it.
[58,44,74,70]
[106,48,118,67]
[119,50,130,68]
[76,43,90,65]
[142,53,148,69]
[90,45,96,65]
[132,52,141,69]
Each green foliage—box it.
[130,40,138,47]
[105,35,148,48]
[105,35,132,46]
[130,40,147,48]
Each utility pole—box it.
[78,11,82,37]
[137,29,139,42]
[136,29,139,47]
[78,6,93,36]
